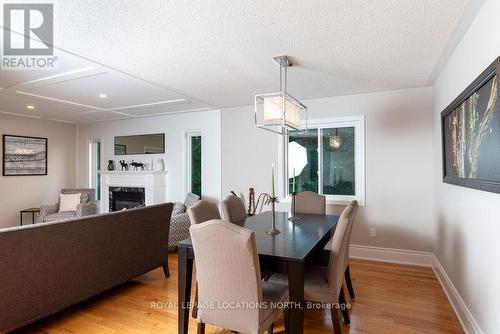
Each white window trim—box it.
[277,115,365,206]
[182,130,204,197]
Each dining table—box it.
[177,210,339,334]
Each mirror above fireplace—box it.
[114,133,165,155]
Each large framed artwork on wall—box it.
[2,135,48,176]
[441,56,500,193]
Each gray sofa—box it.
[169,192,200,249]
[39,188,99,223]
[0,203,173,333]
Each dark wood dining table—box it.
[177,211,339,334]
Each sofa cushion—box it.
[59,193,81,212]
[172,202,186,216]
[44,212,76,222]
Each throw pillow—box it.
[172,202,186,216]
[59,193,82,212]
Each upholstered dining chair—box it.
[323,200,359,299]
[190,220,289,334]
[221,194,247,223]
[343,200,359,299]
[188,200,221,224]
[269,206,354,334]
[187,200,222,318]
[293,191,326,214]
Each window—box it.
[88,139,101,201]
[187,133,202,196]
[282,116,365,205]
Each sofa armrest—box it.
[76,202,99,217]
[38,204,58,223]
[169,212,191,249]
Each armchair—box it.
[168,193,200,249]
[39,189,99,223]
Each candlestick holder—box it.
[266,196,281,235]
[288,192,300,222]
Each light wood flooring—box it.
[15,256,464,334]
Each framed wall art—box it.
[441,57,500,193]
[2,135,48,176]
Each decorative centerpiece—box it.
[266,164,281,235]
[288,168,299,222]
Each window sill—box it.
[279,196,364,206]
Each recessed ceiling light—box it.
[26,105,35,110]
[99,93,107,98]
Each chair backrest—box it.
[344,200,359,268]
[221,195,247,223]
[61,188,95,203]
[293,191,326,214]
[327,205,353,300]
[190,220,262,333]
[188,200,221,224]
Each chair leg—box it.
[197,322,205,334]
[345,266,355,299]
[284,308,290,334]
[330,307,342,334]
[162,263,170,278]
[268,323,274,334]
[339,288,350,325]
[192,283,199,318]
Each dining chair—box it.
[221,194,247,223]
[188,200,221,224]
[187,200,222,319]
[293,191,326,214]
[190,220,289,334]
[323,200,359,299]
[269,206,354,334]
[343,200,359,299]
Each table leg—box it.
[178,246,193,334]
[287,261,304,334]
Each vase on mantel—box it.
[155,159,165,172]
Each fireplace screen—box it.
[109,187,145,211]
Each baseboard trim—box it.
[348,244,483,334]
[431,255,484,334]
[349,244,434,267]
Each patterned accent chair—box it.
[168,192,200,249]
[39,189,99,223]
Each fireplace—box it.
[109,187,145,211]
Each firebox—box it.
[109,187,145,211]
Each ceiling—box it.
[0,0,485,123]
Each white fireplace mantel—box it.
[101,171,167,213]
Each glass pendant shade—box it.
[255,92,307,134]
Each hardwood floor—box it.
[15,256,463,334]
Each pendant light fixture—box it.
[255,55,308,135]
[329,129,342,150]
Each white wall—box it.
[432,0,500,332]
[222,86,435,251]
[77,110,221,203]
[0,114,77,228]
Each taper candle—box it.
[271,164,275,198]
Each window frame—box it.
[277,115,365,206]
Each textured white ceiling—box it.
[0,0,483,122]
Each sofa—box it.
[0,203,173,333]
[169,192,200,249]
[38,188,99,223]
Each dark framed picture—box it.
[114,144,127,155]
[441,56,500,193]
[2,135,48,176]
